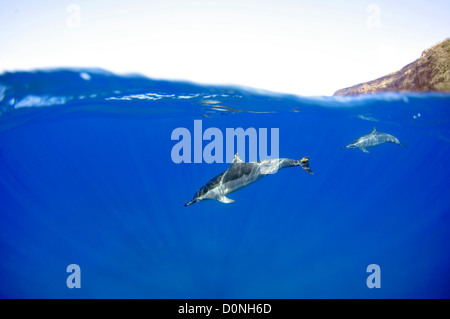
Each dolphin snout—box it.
[185,199,198,207]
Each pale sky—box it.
[0,0,449,96]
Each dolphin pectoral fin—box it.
[360,148,369,153]
[216,196,235,204]
[371,126,376,134]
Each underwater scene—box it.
[0,69,449,298]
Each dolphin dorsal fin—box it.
[232,153,244,164]
[371,126,376,134]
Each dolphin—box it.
[185,153,313,206]
[342,126,405,153]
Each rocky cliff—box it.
[334,38,450,96]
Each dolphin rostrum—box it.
[342,126,405,153]
[185,153,313,206]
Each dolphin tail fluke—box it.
[299,156,313,175]
[397,142,407,148]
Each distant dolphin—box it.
[342,127,405,153]
[185,153,313,206]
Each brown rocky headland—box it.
[334,38,450,96]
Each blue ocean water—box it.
[0,69,449,298]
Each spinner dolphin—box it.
[342,127,405,153]
[185,153,313,206]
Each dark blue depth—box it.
[0,69,450,298]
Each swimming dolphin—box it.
[342,127,405,153]
[185,153,313,206]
